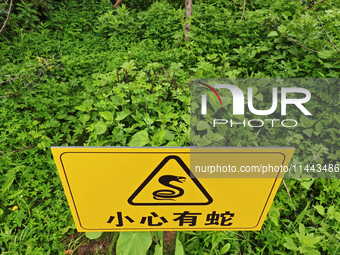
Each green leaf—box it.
[220,243,231,254]
[166,141,179,146]
[116,232,152,255]
[334,114,340,124]
[278,25,287,33]
[269,208,280,227]
[181,114,190,125]
[154,244,162,255]
[85,232,102,239]
[116,110,131,121]
[299,247,320,255]
[318,50,335,59]
[267,31,278,37]
[94,121,107,135]
[100,111,113,122]
[299,116,316,128]
[164,130,175,141]
[75,104,87,112]
[80,114,90,126]
[303,129,313,137]
[334,212,340,222]
[294,134,303,139]
[128,130,150,147]
[283,237,299,251]
[315,122,323,132]
[49,119,60,127]
[0,170,16,199]
[313,205,325,216]
[197,121,210,130]
[175,238,184,255]
[301,179,314,190]
[254,93,263,102]
[151,130,166,146]
[198,134,212,146]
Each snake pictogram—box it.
[153,175,186,201]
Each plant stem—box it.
[0,0,13,35]
[241,0,246,20]
[311,6,340,53]
[272,26,318,53]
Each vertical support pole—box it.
[163,231,177,255]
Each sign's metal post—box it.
[164,231,177,255]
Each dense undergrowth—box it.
[1,0,340,254]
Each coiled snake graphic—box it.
[153,175,186,200]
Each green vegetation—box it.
[1,0,340,254]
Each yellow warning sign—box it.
[51,147,294,232]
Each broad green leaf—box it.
[334,212,340,222]
[294,134,303,139]
[99,111,113,122]
[267,31,278,37]
[75,100,94,112]
[85,232,102,240]
[49,119,60,127]
[254,93,263,102]
[164,130,175,141]
[197,121,210,130]
[327,206,336,219]
[283,237,299,251]
[80,114,90,126]
[278,25,287,33]
[116,110,131,121]
[181,114,190,125]
[111,95,124,105]
[75,104,87,112]
[128,130,150,147]
[213,133,224,141]
[94,121,107,135]
[301,179,314,190]
[116,232,152,255]
[327,153,337,160]
[313,205,325,216]
[175,238,184,255]
[318,50,335,59]
[300,115,309,123]
[299,115,316,128]
[154,244,162,255]
[152,130,166,146]
[198,134,212,146]
[315,122,323,132]
[303,129,313,137]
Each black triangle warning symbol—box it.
[128,155,213,206]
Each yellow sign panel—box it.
[51,147,294,232]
